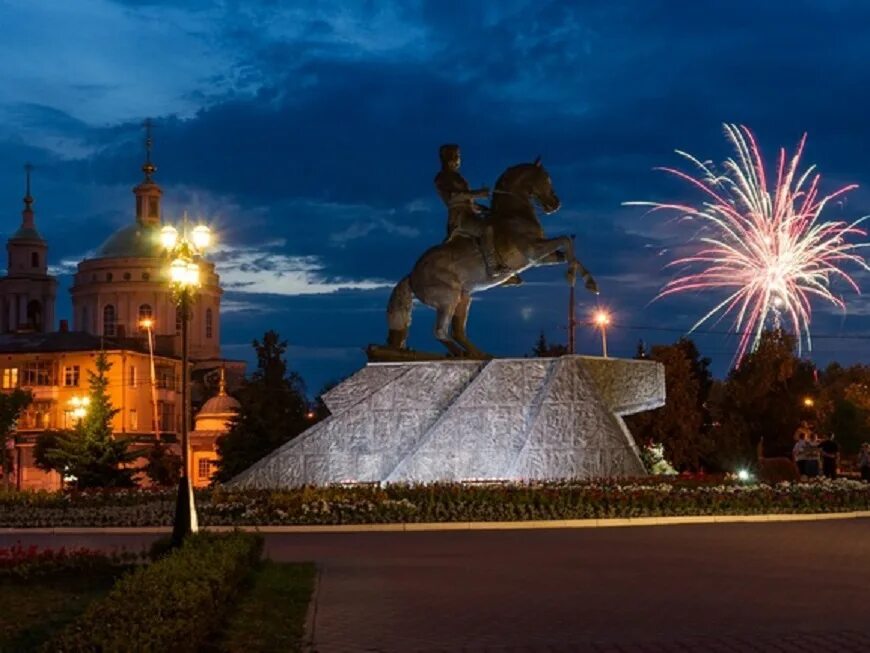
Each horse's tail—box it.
[386,276,413,348]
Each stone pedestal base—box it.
[230,356,665,488]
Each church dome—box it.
[200,392,240,416]
[95,222,163,259]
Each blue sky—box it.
[3,0,870,393]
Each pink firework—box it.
[627,124,870,362]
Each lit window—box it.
[129,365,137,387]
[23,362,52,386]
[2,368,18,389]
[130,408,138,430]
[63,366,80,387]
[198,458,213,480]
[21,401,52,430]
[103,305,116,337]
[205,308,213,339]
[158,401,174,432]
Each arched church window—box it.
[205,308,213,339]
[26,300,42,332]
[138,304,153,332]
[31,252,39,268]
[106,273,113,282]
[103,305,116,337]
[123,272,131,281]
[82,306,89,333]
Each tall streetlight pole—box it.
[161,217,212,546]
[568,235,576,354]
[593,309,611,358]
[140,318,161,443]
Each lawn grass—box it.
[211,561,316,653]
[0,570,121,652]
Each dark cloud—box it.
[3,1,870,387]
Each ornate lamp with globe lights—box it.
[161,215,212,546]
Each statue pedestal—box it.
[230,356,665,488]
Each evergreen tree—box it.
[35,351,138,489]
[143,440,182,487]
[0,388,33,490]
[530,331,569,357]
[214,331,310,482]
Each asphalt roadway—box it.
[4,520,870,652]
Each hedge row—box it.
[49,531,263,653]
[3,478,870,528]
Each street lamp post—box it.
[593,309,611,358]
[139,318,161,443]
[161,217,211,546]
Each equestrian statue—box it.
[367,144,598,360]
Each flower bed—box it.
[0,542,138,579]
[2,478,870,528]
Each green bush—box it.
[49,531,263,653]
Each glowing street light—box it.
[68,395,90,421]
[162,214,213,546]
[802,396,815,408]
[592,309,611,358]
[160,224,178,250]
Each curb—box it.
[3,511,870,535]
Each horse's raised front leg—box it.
[529,236,598,293]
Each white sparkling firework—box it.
[627,124,870,362]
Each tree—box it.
[0,389,33,490]
[34,351,138,489]
[530,331,569,357]
[214,331,310,482]
[816,363,870,455]
[710,329,816,465]
[625,340,708,471]
[143,440,182,487]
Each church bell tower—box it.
[0,164,57,332]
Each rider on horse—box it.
[434,144,521,284]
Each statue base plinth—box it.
[230,355,665,488]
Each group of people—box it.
[792,423,839,480]
[792,422,870,481]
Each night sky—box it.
[3,1,870,395]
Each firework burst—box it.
[627,124,870,362]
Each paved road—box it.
[5,521,870,652]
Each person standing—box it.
[804,433,821,478]
[792,429,810,479]
[818,433,839,479]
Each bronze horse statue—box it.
[376,159,598,358]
